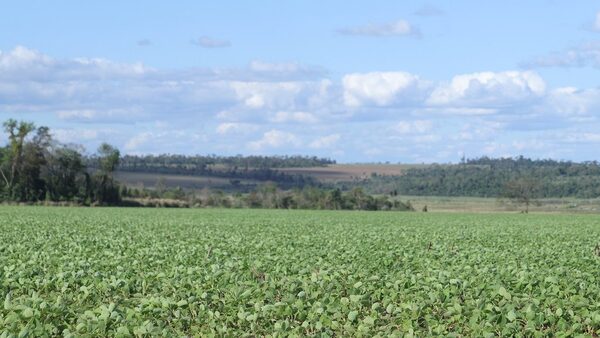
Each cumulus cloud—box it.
[125,132,153,151]
[427,71,546,107]
[269,111,319,124]
[0,46,333,126]
[124,130,206,153]
[337,20,420,37]
[309,134,340,149]
[53,128,100,143]
[522,41,600,69]
[342,71,428,107]
[248,130,300,150]
[392,120,433,134]
[4,46,600,161]
[228,80,332,114]
[216,122,259,134]
[0,46,148,81]
[190,36,231,48]
[544,87,600,121]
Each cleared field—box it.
[401,195,600,214]
[1,207,600,336]
[279,164,427,182]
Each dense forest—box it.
[0,119,121,204]
[347,156,600,198]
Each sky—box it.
[1,1,600,163]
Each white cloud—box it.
[53,128,100,143]
[230,81,306,109]
[190,36,231,48]
[337,20,420,37]
[0,46,149,81]
[392,120,433,134]
[216,122,259,134]
[342,71,428,107]
[125,132,153,151]
[413,134,440,144]
[248,130,300,150]
[309,134,340,149]
[4,45,600,161]
[270,111,319,124]
[544,87,600,121]
[594,11,600,31]
[427,71,546,107]
[0,46,333,126]
[522,41,600,68]
[250,61,301,73]
[124,130,207,154]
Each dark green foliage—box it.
[117,154,335,170]
[352,156,600,198]
[127,184,413,211]
[43,146,87,201]
[90,143,121,205]
[0,120,123,205]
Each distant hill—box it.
[342,157,600,199]
[109,155,600,199]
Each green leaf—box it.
[3,294,11,310]
[506,310,516,322]
[22,307,34,318]
[498,287,511,300]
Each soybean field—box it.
[1,207,600,336]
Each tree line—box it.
[0,120,121,204]
[103,153,334,171]
[347,156,600,199]
[122,183,414,211]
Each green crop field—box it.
[1,207,600,337]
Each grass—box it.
[400,195,600,213]
[2,207,600,336]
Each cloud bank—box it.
[1,46,600,162]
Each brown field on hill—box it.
[279,164,428,182]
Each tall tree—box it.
[43,146,87,201]
[0,119,35,194]
[502,178,540,213]
[93,143,121,204]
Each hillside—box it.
[115,156,600,200]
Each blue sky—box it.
[1,1,600,162]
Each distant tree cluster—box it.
[349,156,600,199]
[110,154,334,170]
[0,119,121,204]
[124,183,414,211]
